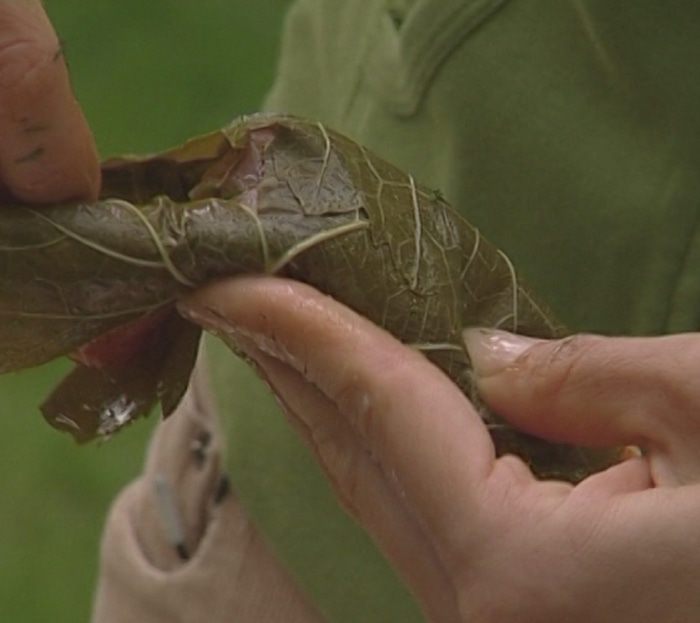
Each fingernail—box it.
[178,303,253,364]
[178,302,299,367]
[462,328,541,378]
[178,303,235,338]
[621,445,642,460]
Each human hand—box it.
[465,329,700,488]
[0,0,99,202]
[180,276,700,623]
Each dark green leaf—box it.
[0,114,619,480]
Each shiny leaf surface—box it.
[0,114,618,480]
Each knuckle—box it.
[521,334,603,401]
[642,335,700,433]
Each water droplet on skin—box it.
[387,468,407,500]
[341,387,371,436]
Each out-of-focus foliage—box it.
[0,2,288,621]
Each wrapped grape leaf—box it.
[0,114,619,481]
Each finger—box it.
[463,329,700,451]
[179,276,496,547]
[573,457,652,499]
[0,0,100,202]
[237,338,462,622]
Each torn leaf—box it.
[0,114,619,481]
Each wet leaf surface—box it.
[0,114,618,480]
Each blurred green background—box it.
[0,2,289,620]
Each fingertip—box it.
[180,275,284,316]
[0,1,101,203]
[462,328,542,379]
[465,331,634,448]
[182,276,343,338]
[575,456,653,497]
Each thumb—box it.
[463,329,700,453]
[0,0,100,202]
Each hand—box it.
[0,0,99,202]
[180,276,700,623]
[464,329,700,487]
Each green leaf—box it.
[0,113,618,481]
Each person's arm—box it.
[0,0,99,203]
[182,275,700,623]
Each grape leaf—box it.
[0,114,619,481]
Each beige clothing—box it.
[91,361,324,622]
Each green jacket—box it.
[208,1,700,620]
